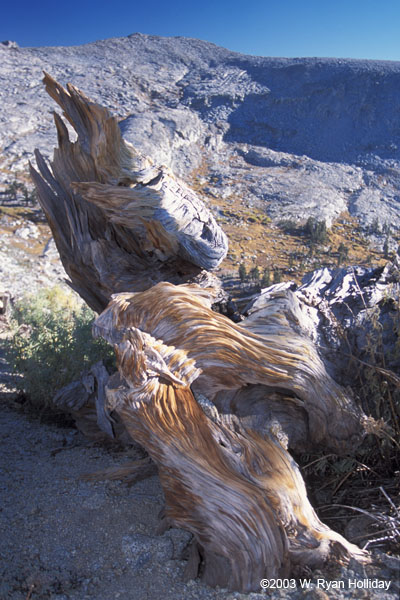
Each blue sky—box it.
[2,0,400,60]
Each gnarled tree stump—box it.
[31,74,369,592]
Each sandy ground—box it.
[0,389,249,600]
[0,337,399,600]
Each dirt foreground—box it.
[0,380,399,600]
[0,312,399,600]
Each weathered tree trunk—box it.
[93,282,366,591]
[31,74,369,592]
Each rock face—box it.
[1,34,400,241]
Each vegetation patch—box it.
[190,162,394,290]
[3,286,114,410]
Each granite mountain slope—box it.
[1,33,400,244]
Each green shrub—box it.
[4,286,114,407]
[304,217,328,244]
[249,266,260,282]
[238,263,247,282]
[261,268,271,287]
[278,219,298,234]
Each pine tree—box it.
[337,242,349,265]
[238,263,247,282]
[261,268,271,287]
[249,266,260,282]
[304,217,328,244]
[383,236,391,259]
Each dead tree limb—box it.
[29,73,228,312]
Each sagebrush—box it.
[5,286,114,406]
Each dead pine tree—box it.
[30,73,369,592]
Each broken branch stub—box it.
[30,73,228,312]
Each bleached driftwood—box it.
[31,75,370,592]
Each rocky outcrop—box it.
[1,34,400,245]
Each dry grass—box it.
[0,208,51,257]
[190,163,394,286]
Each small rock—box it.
[14,223,39,239]
[1,40,19,48]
